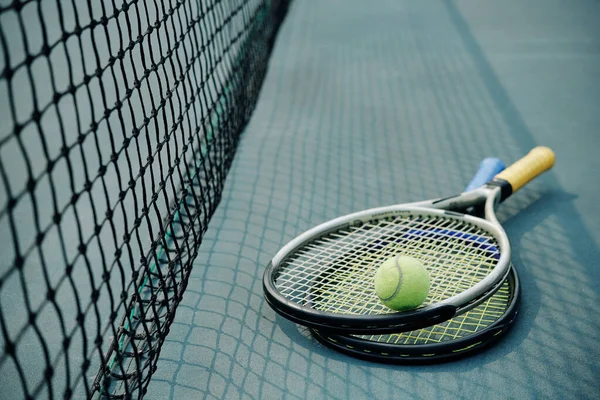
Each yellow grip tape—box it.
[495,146,555,193]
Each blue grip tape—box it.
[465,157,506,192]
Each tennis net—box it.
[0,0,289,398]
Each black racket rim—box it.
[309,265,520,364]
[264,261,457,334]
[263,260,509,334]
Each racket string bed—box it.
[308,270,518,363]
[274,214,501,316]
[359,280,511,345]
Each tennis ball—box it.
[374,255,430,311]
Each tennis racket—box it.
[263,147,553,334]
[310,158,521,363]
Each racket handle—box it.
[465,157,506,192]
[494,146,555,194]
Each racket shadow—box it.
[274,315,353,361]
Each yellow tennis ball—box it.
[374,255,430,311]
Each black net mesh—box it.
[0,0,289,398]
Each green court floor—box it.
[145,0,600,399]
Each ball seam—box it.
[380,255,404,301]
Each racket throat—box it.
[486,179,513,201]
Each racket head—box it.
[264,147,552,334]
[310,264,520,364]
[263,205,511,334]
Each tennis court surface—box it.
[1,0,599,399]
